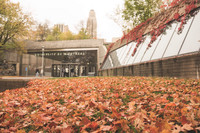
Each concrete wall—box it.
[0,79,29,92]
[99,53,200,79]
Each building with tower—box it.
[54,24,69,33]
[86,10,97,39]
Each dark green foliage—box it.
[122,0,162,29]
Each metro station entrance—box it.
[52,64,96,77]
[28,49,98,77]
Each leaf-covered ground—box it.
[0,77,200,133]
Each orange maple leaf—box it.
[165,103,176,108]
[111,107,121,119]
[100,125,112,131]
[90,122,98,130]
[80,117,91,126]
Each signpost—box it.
[42,46,44,77]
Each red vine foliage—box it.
[122,0,199,57]
[170,0,183,7]
[174,12,180,20]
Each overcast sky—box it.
[11,0,124,42]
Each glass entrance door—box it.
[52,64,61,77]
[52,64,96,77]
[68,64,79,77]
[79,66,86,76]
[52,64,80,77]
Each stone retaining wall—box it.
[99,53,200,79]
[0,79,29,92]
